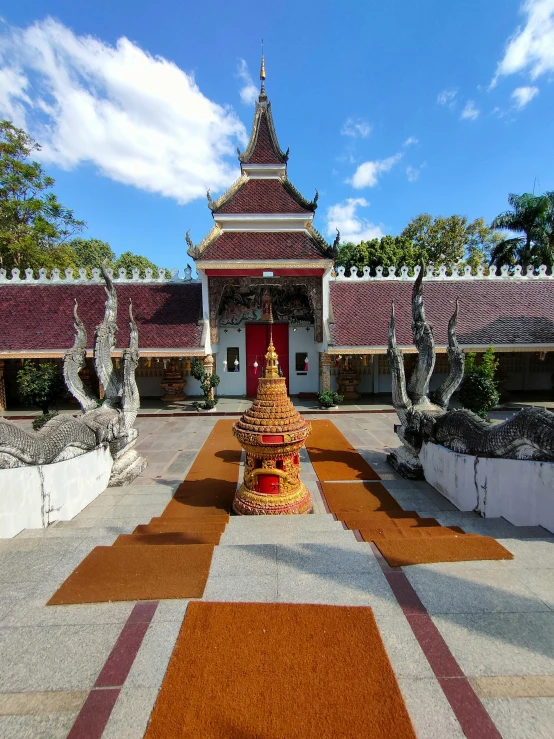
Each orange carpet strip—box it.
[305,419,380,481]
[48,420,241,605]
[308,421,513,566]
[144,602,416,739]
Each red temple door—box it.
[246,323,289,397]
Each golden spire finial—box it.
[259,41,267,101]
[260,40,266,80]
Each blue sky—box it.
[1,0,553,271]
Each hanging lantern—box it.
[234,358,239,372]
[304,355,309,371]
[223,360,227,373]
[253,360,259,375]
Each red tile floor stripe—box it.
[67,600,159,739]
[366,541,502,738]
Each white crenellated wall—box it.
[0,266,197,284]
[331,263,553,281]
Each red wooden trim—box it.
[205,268,324,276]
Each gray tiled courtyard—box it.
[0,412,553,738]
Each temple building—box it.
[1,58,554,410]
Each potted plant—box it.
[190,359,220,411]
[317,390,343,410]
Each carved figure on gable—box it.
[388,264,554,478]
[0,266,146,484]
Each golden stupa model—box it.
[232,324,312,515]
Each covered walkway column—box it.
[203,354,215,400]
[320,352,331,392]
[0,360,6,411]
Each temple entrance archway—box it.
[246,323,289,397]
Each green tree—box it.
[114,251,164,278]
[17,361,66,414]
[335,235,418,275]
[70,238,115,269]
[400,214,497,270]
[490,193,551,272]
[457,346,500,420]
[0,120,84,273]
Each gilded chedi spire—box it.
[232,332,312,515]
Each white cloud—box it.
[341,117,372,138]
[511,84,540,107]
[404,136,418,146]
[348,152,403,188]
[461,100,480,120]
[0,19,247,204]
[406,166,420,182]
[437,88,457,108]
[237,59,258,105]
[0,67,30,125]
[491,0,554,86]
[326,198,384,244]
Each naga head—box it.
[404,407,438,451]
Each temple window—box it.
[255,459,263,468]
[276,459,284,470]
[227,347,240,372]
[295,353,309,375]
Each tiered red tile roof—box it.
[216,179,311,214]
[329,280,554,348]
[191,76,331,264]
[0,283,203,352]
[200,231,327,262]
[240,108,286,164]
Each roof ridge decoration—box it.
[305,222,335,258]
[186,224,221,260]
[207,174,249,213]
[282,179,318,212]
[331,263,554,281]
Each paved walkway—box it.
[0,414,553,738]
[3,392,552,419]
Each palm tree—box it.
[490,193,550,272]
[538,191,554,271]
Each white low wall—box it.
[420,442,554,533]
[0,446,113,538]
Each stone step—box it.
[219,530,359,546]
[226,513,337,528]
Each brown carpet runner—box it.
[307,421,513,566]
[305,419,380,481]
[48,420,242,605]
[144,602,416,739]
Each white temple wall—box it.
[216,326,246,396]
[0,446,112,538]
[421,442,554,533]
[288,326,319,395]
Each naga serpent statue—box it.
[388,265,554,478]
[0,266,146,484]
